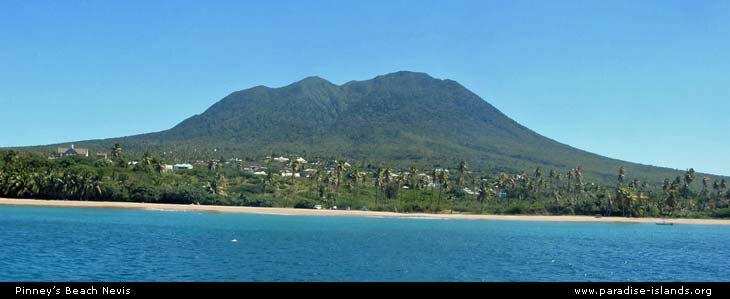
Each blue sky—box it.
[1,0,728,175]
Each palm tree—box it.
[111,143,122,159]
[217,175,228,197]
[683,168,696,198]
[618,167,626,185]
[440,177,450,213]
[574,166,584,193]
[617,186,637,217]
[140,152,152,166]
[262,171,274,195]
[616,167,626,216]
[207,160,217,172]
[382,168,393,210]
[80,174,104,200]
[334,160,348,203]
[352,168,364,188]
[408,167,418,189]
[457,161,468,189]
[2,150,19,168]
[429,169,438,210]
[290,160,302,185]
[701,176,710,194]
[418,174,430,203]
[629,179,639,190]
[700,176,711,210]
[152,158,165,174]
[325,170,337,208]
[721,179,728,207]
[375,168,386,209]
[476,182,494,213]
[434,170,449,213]
[712,179,721,208]
[394,175,407,212]
[61,172,77,199]
[534,167,543,193]
[664,188,680,217]
[307,168,319,189]
[553,190,562,214]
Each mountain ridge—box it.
[14,71,710,183]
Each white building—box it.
[173,163,194,170]
[280,171,301,178]
[462,187,477,195]
[273,156,290,162]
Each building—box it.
[95,152,108,159]
[295,157,307,164]
[462,187,477,195]
[334,160,351,167]
[280,171,301,178]
[243,165,266,173]
[273,156,290,162]
[56,144,89,157]
[173,163,194,170]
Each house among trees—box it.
[56,144,89,157]
[280,171,301,178]
[243,165,266,173]
[273,156,290,162]
[173,163,194,170]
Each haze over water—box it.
[1,205,727,281]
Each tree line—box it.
[1,146,729,218]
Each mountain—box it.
[25,71,692,183]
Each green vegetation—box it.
[2,148,728,219]
[20,71,699,185]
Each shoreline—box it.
[1,198,729,226]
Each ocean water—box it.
[0,205,728,282]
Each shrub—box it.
[712,208,730,219]
[505,202,529,215]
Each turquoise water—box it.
[1,205,728,281]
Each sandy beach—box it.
[1,197,729,226]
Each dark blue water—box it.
[1,205,728,281]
